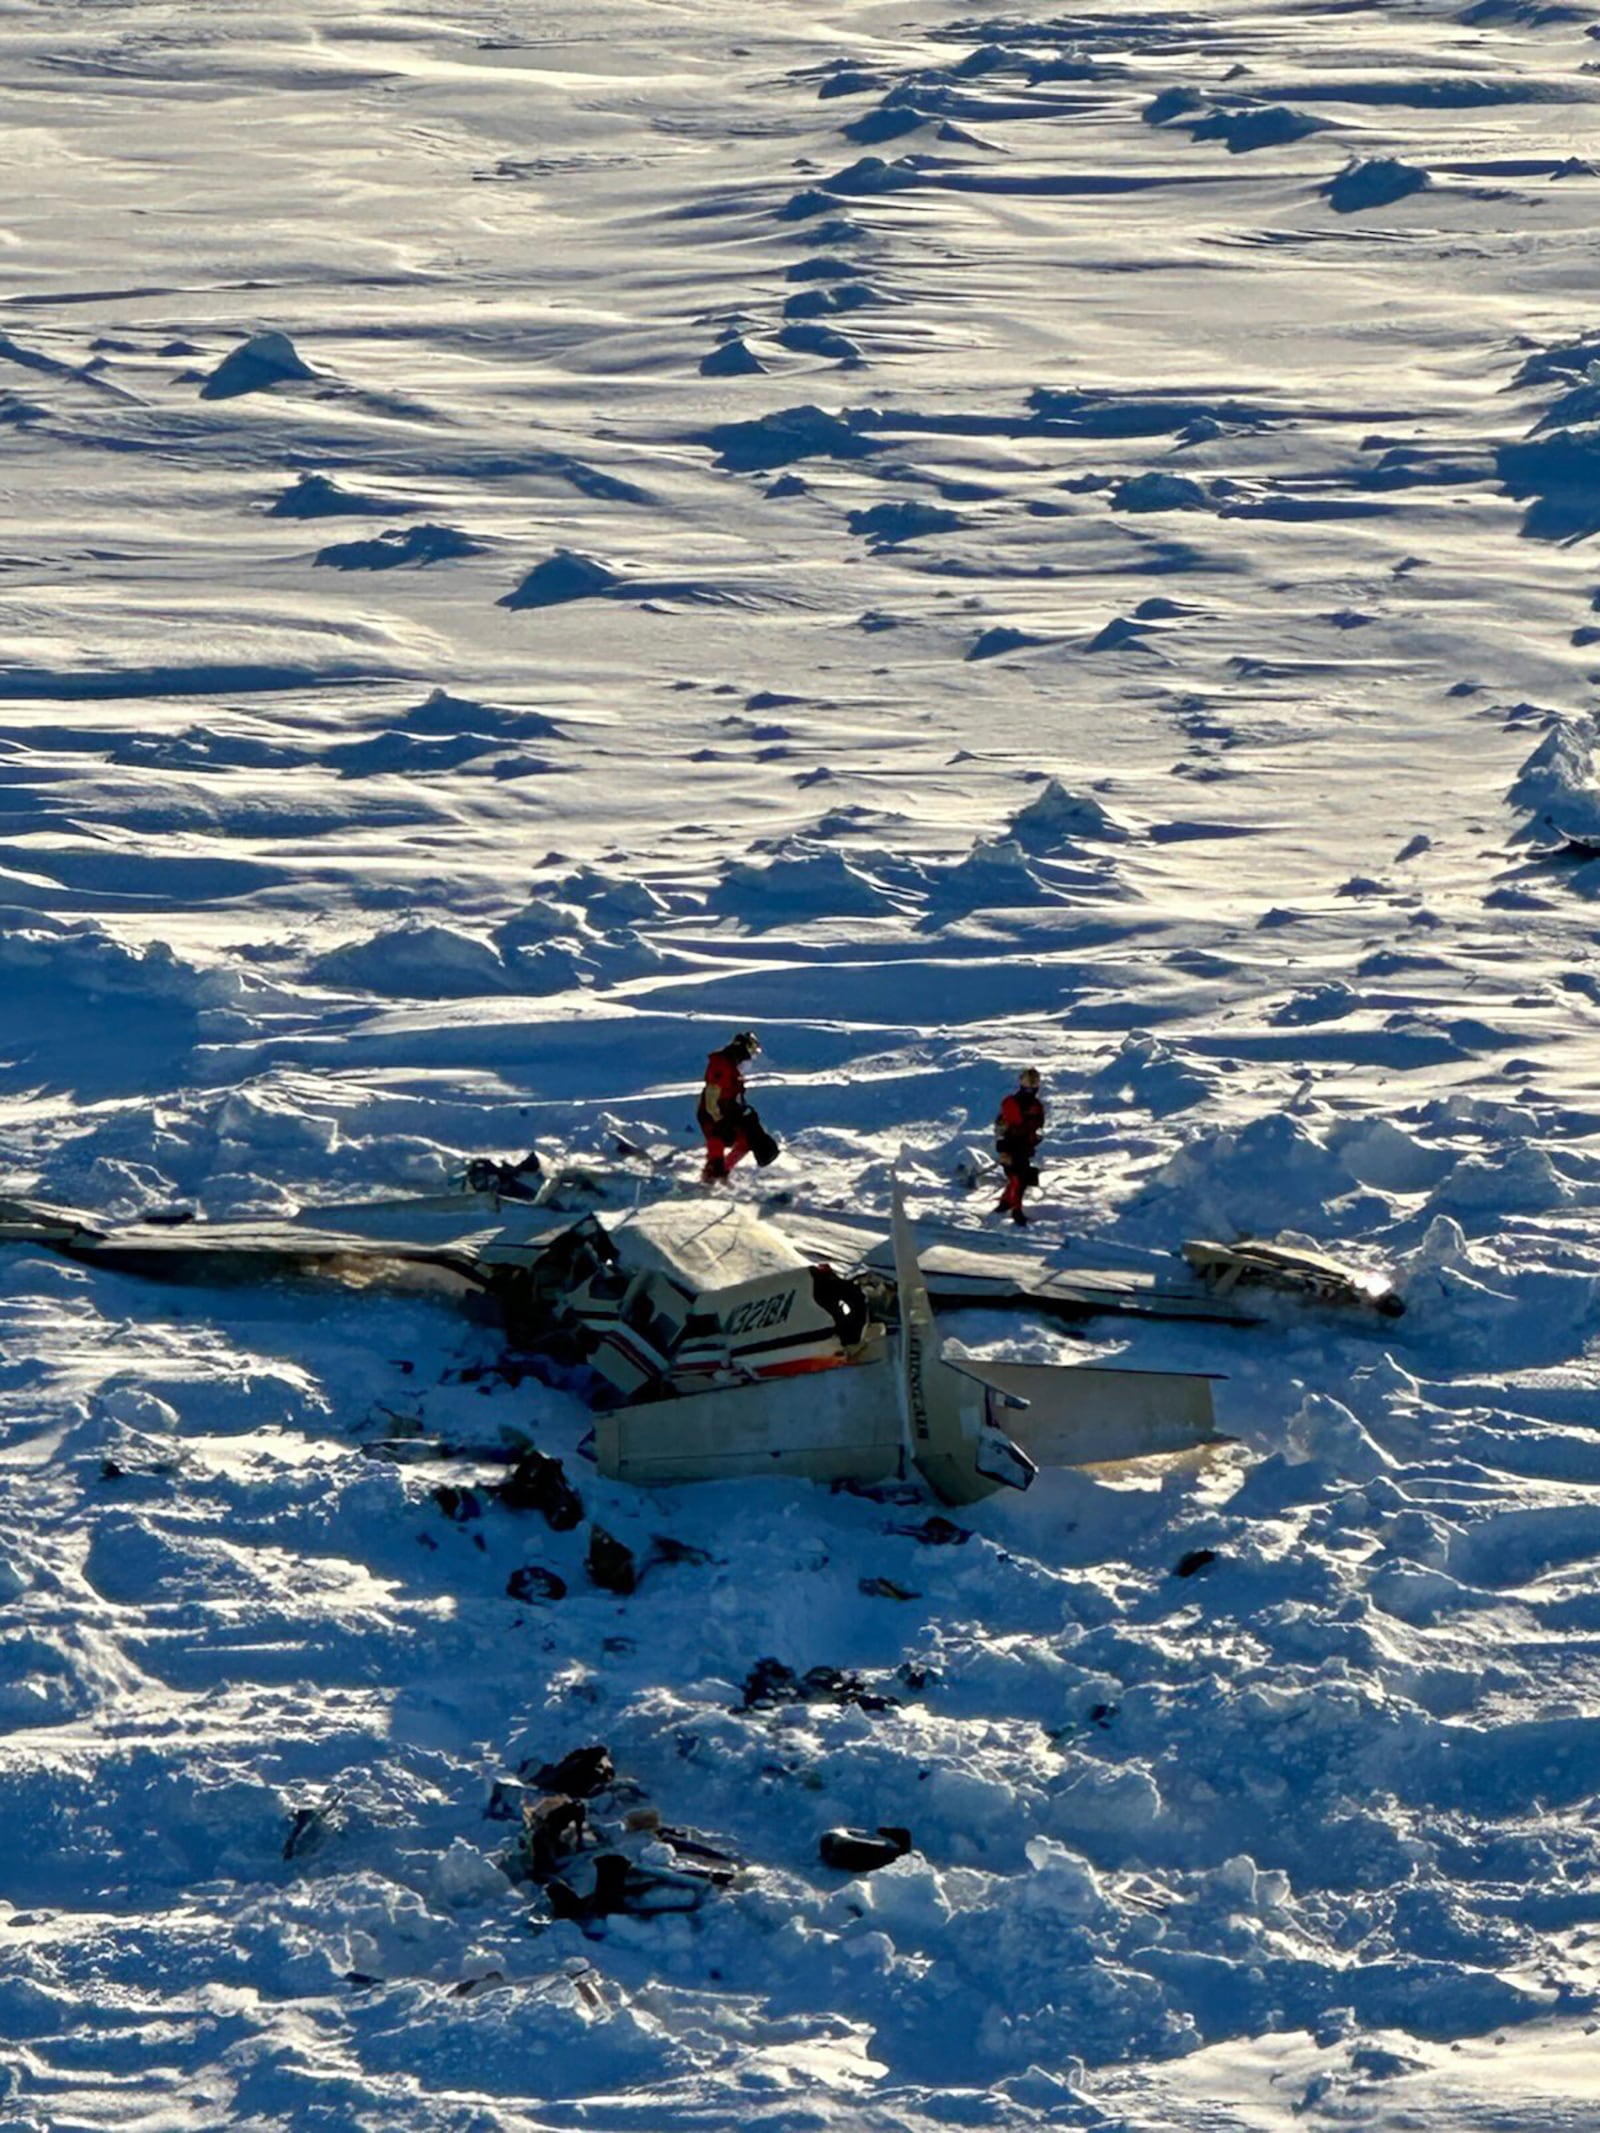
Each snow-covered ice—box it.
[3,1,1600,2126]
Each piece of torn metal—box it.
[1180,1236,1405,1317]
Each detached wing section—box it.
[0,1189,583,1287]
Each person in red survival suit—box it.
[995,1066,1045,1225]
[698,1029,761,1183]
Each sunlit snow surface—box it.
[3,1,1600,2126]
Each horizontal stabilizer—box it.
[949,1358,1219,1464]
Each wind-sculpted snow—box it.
[1323,158,1435,213]
[314,525,486,572]
[699,404,882,473]
[712,839,914,921]
[199,330,318,402]
[268,471,421,520]
[4,0,1600,2126]
[498,549,622,609]
[1507,714,1600,844]
[309,923,520,1001]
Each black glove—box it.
[743,1107,781,1167]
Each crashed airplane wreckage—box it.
[0,1165,1400,1506]
[593,1187,1223,1503]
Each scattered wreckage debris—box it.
[1174,1546,1221,1578]
[283,1788,346,1862]
[887,1514,970,1546]
[489,1460,714,1601]
[740,1658,901,1713]
[463,1151,544,1200]
[819,1826,914,1873]
[491,1734,918,1921]
[431,1483,483,1523]
[450,1970,508,1999]
[531,1746,616,1797]
[859,1575,920,1601]
[496,1742,738,1929]
[506,1563,567,1602]
[496,1449,584,1529]
[580,1526,714,1595]
[586,1524,638,1595]
[546,1852,715,1923]
[0,1164,1404,1506]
